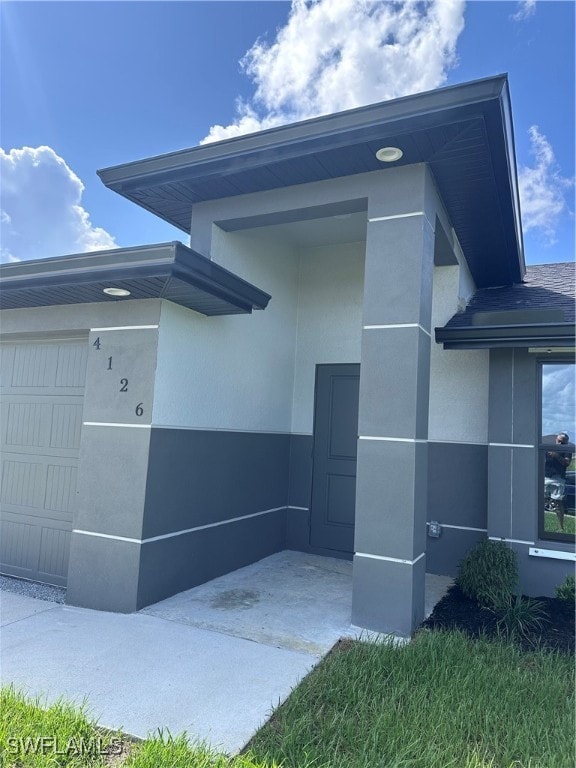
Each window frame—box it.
[537,358,575,543]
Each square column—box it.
[67,326,159,612]
[352,196,435,636]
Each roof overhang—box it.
[435,323,576,350]
[0,242,271,315]
[98,75,525,289]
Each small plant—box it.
[555,573,575,602]
[456,539,518,608]
[488,593,549,642]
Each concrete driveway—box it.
[0,551,452,755]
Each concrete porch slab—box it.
[141,551,453,653]
[140,551,355,655]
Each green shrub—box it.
[555,573,575,601]
[488,593,549,642]
[456,539,518,608]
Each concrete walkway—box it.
[0,552,452,754]
[0,591,316,754]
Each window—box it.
[539,362,576,542]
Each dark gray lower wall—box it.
[286,434,313,551]
[143,428,290,537]
[425,441,488,576]
[135,427,291,608]
[508,542,573,598]
[137,508,286,608]
[428,442,488,527]
[426,528,486,577]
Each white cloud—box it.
[511,0,536,22]
[542,364,576,439]
[202,0,465,144]
[518,126,574,245]
[0,146,116,263]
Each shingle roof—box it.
[445,262,575,328]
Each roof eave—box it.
[0,242,271,315]
[434,323,576,350]
[97,75,509,190]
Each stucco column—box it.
[67,325,159,612]
[352,168,434,636]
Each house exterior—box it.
[1,75,574,637]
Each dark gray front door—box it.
[310,364,360,554]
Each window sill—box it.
[529,547,576,561]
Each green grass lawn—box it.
[544,510,576,535]
[1,630,574,768]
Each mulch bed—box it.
[422,584,575,654]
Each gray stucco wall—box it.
[137,428,290,605]
[425,441,488,576]
[487,348,574,596]
[0,300,163,612]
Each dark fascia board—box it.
[0,242,271,314]
[98,75,508,190]
[96,75,524,288]
[435,323,576,350]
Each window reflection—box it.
[540,364,576,541]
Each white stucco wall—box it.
[428,263,489,443]
[152,228,365,434]
[291,242,365,434]
[152,231,299,432]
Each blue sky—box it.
[1,0,574,267]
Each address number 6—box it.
[135,403,144,417]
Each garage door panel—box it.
[0,519,42,578]
[55,345,88,388]
[45,464,78,513]
[1,459,46,509]
[4,402,51,449]
[1,508,74,528]
[50,404,83,450]
[2,397,85,455]
[11,344,59,388]
[38,527,71,584]
[0,339,86,586]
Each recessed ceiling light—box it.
[375,146,403,163]
[103,287,131,297]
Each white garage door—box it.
[0,338,88,586]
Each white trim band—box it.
[287,506,309,511]
[489,536,534,546]
[83,422,151,429]
[428,523,487,533]
[359,436,427,443]
[488,442,534,449]
[363,323,431,338]
[356,552,425,566]
[368,212,424,222]
[529,547,576,562]
[74,506,286,545]
[90,325,159,331]
[73,530,140,544]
